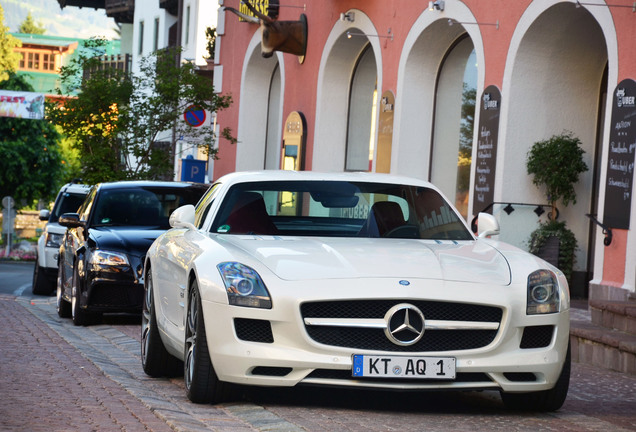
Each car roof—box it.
[95,180,209,191]
[60,182,91,195]
[215,170,437,189]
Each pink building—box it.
[213,0,635,302]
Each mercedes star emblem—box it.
[384,303,426,346]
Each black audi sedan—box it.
[56,180,209,326]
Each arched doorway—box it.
[313,10,383,172]
[236,35,284,171]
[500,2,609,296]
[393,3,486,184]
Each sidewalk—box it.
[0,294,300,432]
[0,294,174,432]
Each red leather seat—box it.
[225,192,279,235]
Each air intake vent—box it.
[234,318,274,343]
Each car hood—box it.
[91,227,165,257]
[216,236,511,285]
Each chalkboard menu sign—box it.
[603,78,636,229]
[471,85,501,216]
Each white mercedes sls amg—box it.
[142,170,570,411]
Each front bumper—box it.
[83,261,144,313]
[200,279,570,393]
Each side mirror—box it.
[169,205,196,230]
[58,213,84,229]
[39,209,50,221]
[477,212,500,238]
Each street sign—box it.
[2,196,14,209]
[183,105,206,127]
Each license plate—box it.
[352,354,456,379]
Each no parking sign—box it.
[183,105,206,127]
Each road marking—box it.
[13,283,30,296]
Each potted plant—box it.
[526,131,588,283]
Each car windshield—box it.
[50,192,87,223]
[92,186,205,229]
[211,180,473,240]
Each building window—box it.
[430,37,477,219]
[345,45,377,172]
[15,49,58,73]
[185,5,191,45]
[28,52,39,70]
[153,18,160,52]
[42,53,54,71]
[139,21,145,54]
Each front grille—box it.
[307,369,492,384]
[520,325,554,348]
[301,300,502,352]
[234,318,274,343]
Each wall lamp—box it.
[340,12,355,22]
[346,29,394,41]
[429,1,445,11]
[448,18,499,30]
[575,0,636,12]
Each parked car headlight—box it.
[217,262,272,309]
[45,232,63,248]
[89,250,130,267]
[527,269,559,314]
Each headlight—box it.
[45,233,63,248]
[217,262,272,309]
[527,269,559,314]
[89,250,130,267]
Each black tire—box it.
[32,257,54,295]
[56,264,71,318]
[141,268,182,377]
[184,280,230,404]
[500,343,571,411]
[71,264,89,326]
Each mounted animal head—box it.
[224,1,307,58]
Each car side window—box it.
[195,183,220,229]
[78,187,97,222]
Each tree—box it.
[526,131,588,220]
[0,5,22,82]
[205,27,216,60]
[18,12,46,35]
[48,40,234,183]
[0,74,67,208]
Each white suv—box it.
[32,182,91,295]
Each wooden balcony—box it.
[83,53,132,80]
[57,0,133,24]
[105,0,135,24]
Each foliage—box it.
[18,11,45,34]
[0,74,67,208]
[526,131,588,219]
[48,40,234,183]
[459,84,476,158]
[526,132,587,284]
[528,220,577,283]
[457,84,476,192]
[205,27,216,60]
[0,4,22,82]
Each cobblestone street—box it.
[1,291,635,432]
